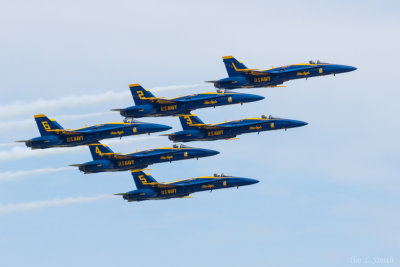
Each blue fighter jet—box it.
[70,142,219,174]
[115,171,259,202]
[165,113,307,142]
[207,56,357,89]
[111,84,264,118]
[16,114,171,149]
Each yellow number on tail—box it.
[184,116,193,125]
[95,146,101,154]
[42,121,51,130]
[139,175,147,184]
[137,91,145,99]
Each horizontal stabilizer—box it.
[69,163,85,167]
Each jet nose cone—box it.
[201,148,220,157]
[331,64,357,74]
[342,65,357,72]
[291,120,308,128]
[208,149,220,156]
[245,178,259,185]
[231,177,259,186]
[247,94,265,102]
[237,93,265,103]
[153,124,172,132]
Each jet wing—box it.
[172,93,228,102]
[198,119,265,129]
[188,123,234,130]
[153,98,179,104]
[96,152,135,160]
[47,125,122,135]
[195,124,224,130]
[137,96,179,104]
[259,65,321,75]
[156,183,185,188]
[47,129,89,135]
[126,148,184,157]
[71,123,136,134]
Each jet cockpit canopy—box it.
[262,115,281,120]
[123,118,140,123]
[179,144,191,148]
[308,60,327,64]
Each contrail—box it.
[0,195,117,215]
[0,111,111,132]
[0,135,163,163]
[0,167,72,182]
[0,83,206,119]
[0,146,85,163]
[0,143,17,148]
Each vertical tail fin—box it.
[178,114,204,130]
[88,142,114,160]
[129,84,156,105]
[34,114,64,136]
[131,171,158,189]
[222,56,249,77]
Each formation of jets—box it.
[18,56,356,202]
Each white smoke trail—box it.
[0,111,111,132]
[0,146,85,163]
[0,143,17,148]
[0,195,117,215]
[0,167,72,182]
[0,83,206,119]
[0,135,164,163]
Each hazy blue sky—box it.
[0,1,399,266]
